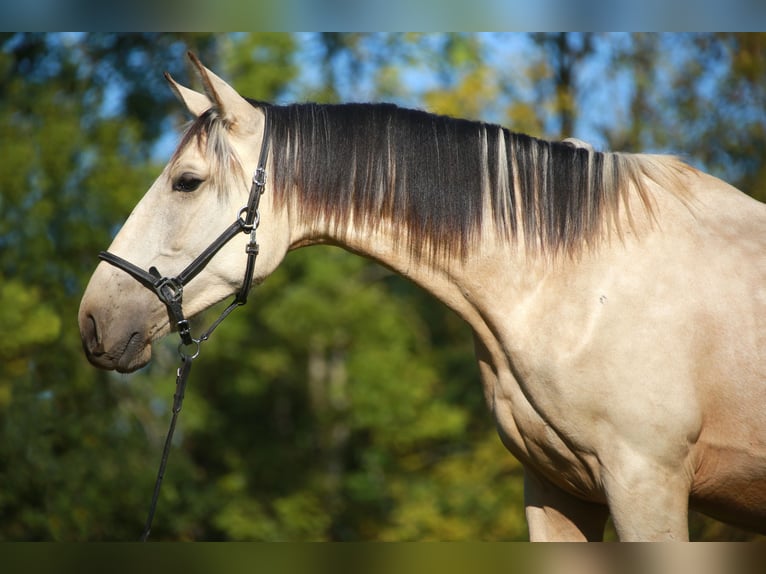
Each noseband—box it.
[98,113,270,540]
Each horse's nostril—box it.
[84,313,105,355]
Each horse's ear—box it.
[186,52,261,134]
[165,71,213,117]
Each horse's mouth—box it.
[114,332,152,373]
[84,330,152,373]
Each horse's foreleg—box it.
[601,449,692,541]
[524,468,609,541]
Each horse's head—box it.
[78,54,288,372]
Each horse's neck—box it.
[294,217,518,342]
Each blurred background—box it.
[0,32,764,541]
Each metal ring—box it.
[177,338,201,360]
[238,206,255,232]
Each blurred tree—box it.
[218,33,298,102]
[606,33,766,202]
[527,33,595,138]
[2,33,147,540]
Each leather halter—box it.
[99,113,271,350]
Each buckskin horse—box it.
[79,54,766,541]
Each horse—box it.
[78,53,766,541]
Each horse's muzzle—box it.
[79,309,152,373]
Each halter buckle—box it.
[153,276,183,305]
[253,166,267,188]
[177,319,193,346]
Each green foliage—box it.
[219,33,299,101]
[0,279,60,364]
[0,32,763,542]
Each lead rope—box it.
[138,291,245,541]
[140,353,193,541]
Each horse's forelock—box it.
[170,109,248,198]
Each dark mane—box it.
[264,102,684,260]
[184,102,686,261]
[269,103,493,259]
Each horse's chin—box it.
[115,341,153,373]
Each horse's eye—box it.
[173,174,204,193]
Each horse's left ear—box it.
[187,51,262,135]
[165,71,212,117]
